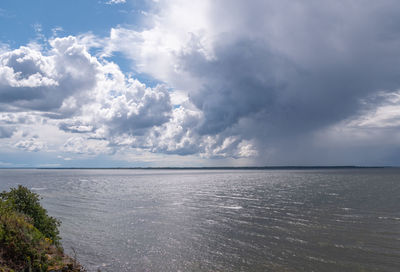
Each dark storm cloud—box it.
[183,38,290,135]
[178,0,400,152]
[99,0,400,161]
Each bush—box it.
[0,201,50,271]
[0,185,60,245]
[0,186,84,271]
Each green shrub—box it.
[0,186,84,271]
[0,185,60,245]
[0,199,52,271]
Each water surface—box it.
[0,169,399,271]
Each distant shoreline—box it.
[0,166,390,170]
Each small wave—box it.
[307,256,335,264]
[378,216,400,221]
[205,219,217,224]
[220,205,243,210]
[213,195,259,201]
[286,237,308,244]
[334,244,345,248]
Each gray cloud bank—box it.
[2,0,400,165]
[181,0,400,163]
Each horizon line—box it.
[0,166,392,170]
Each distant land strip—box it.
[0,166,389,170]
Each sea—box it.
[0,168,399,271]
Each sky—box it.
[1,0,400,167]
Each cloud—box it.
[0,126,15,138]
[15,137,46,152]
[3,1,400,164]
[56,68,173,144]
[0,36,179,157]
[106,0,126,5]
[96,81,172,135]
[100,0,400,164]
[62,136,113,155]
[0,36,99,113]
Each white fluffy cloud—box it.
[0,36,99,113]
[0,34,254,161]
[15,137,47,152]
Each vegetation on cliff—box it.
[0,185,84,272]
